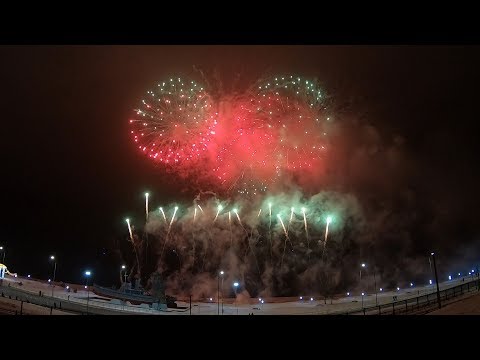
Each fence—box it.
[337,278,480,315]
[0,284,186,315]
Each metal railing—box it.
[337,278,480,315]
[0,284,186,315]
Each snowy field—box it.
[2,274,478,315]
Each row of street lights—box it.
[6,248,478,315]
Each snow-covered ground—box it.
[1,275,477,315]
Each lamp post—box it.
[0,246,5,264]
[360,263,365,281]
[218,270,224,315]
[85,270,92,315]
[233,282,239,315]
[360,262,378,306]
[50,255,56,297]
[361,292,365,309]
[121,265,127,284]
[430,252,441,309]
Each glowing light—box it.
[85,271,91,276]
[429,280,433,284]
[126,218,133,242]
[145,192,149,220]
[159,207,167,224]
[448,275,452,280]
[323,215,332,250]
[213,205,223,223]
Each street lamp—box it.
[0,246,5,264]
[360,263,366,280]
[430,252,441,309]
[50,255,57,297]
[121,265,127,285]
[85,270,92,315]
[233,282,239,315]
[218,270,224,315]
[360,262,377,305]
[361,292,365,308]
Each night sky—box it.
[2,46,480,286]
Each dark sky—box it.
[1,46,480,284]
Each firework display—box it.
[123,190,357,297]
[126,75,349,297]
[129,77,217,166]
[129,75,332,195]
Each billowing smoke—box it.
[122,71,479,299]
[126,189,367,299]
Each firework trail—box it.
[125,218,140,276]
[159,207,167,224]
[213,204,222,223]
[126,218,133,241]
[302,207,310,252]
[287,207,294,235]
[233,208,242,226]
[145,192,149,221]
[161,206,179,258]
[277,214,290,267]
[257,208,262,217]
[323,216,332,257]
[197,204,204,213]
[193,207,197,223]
